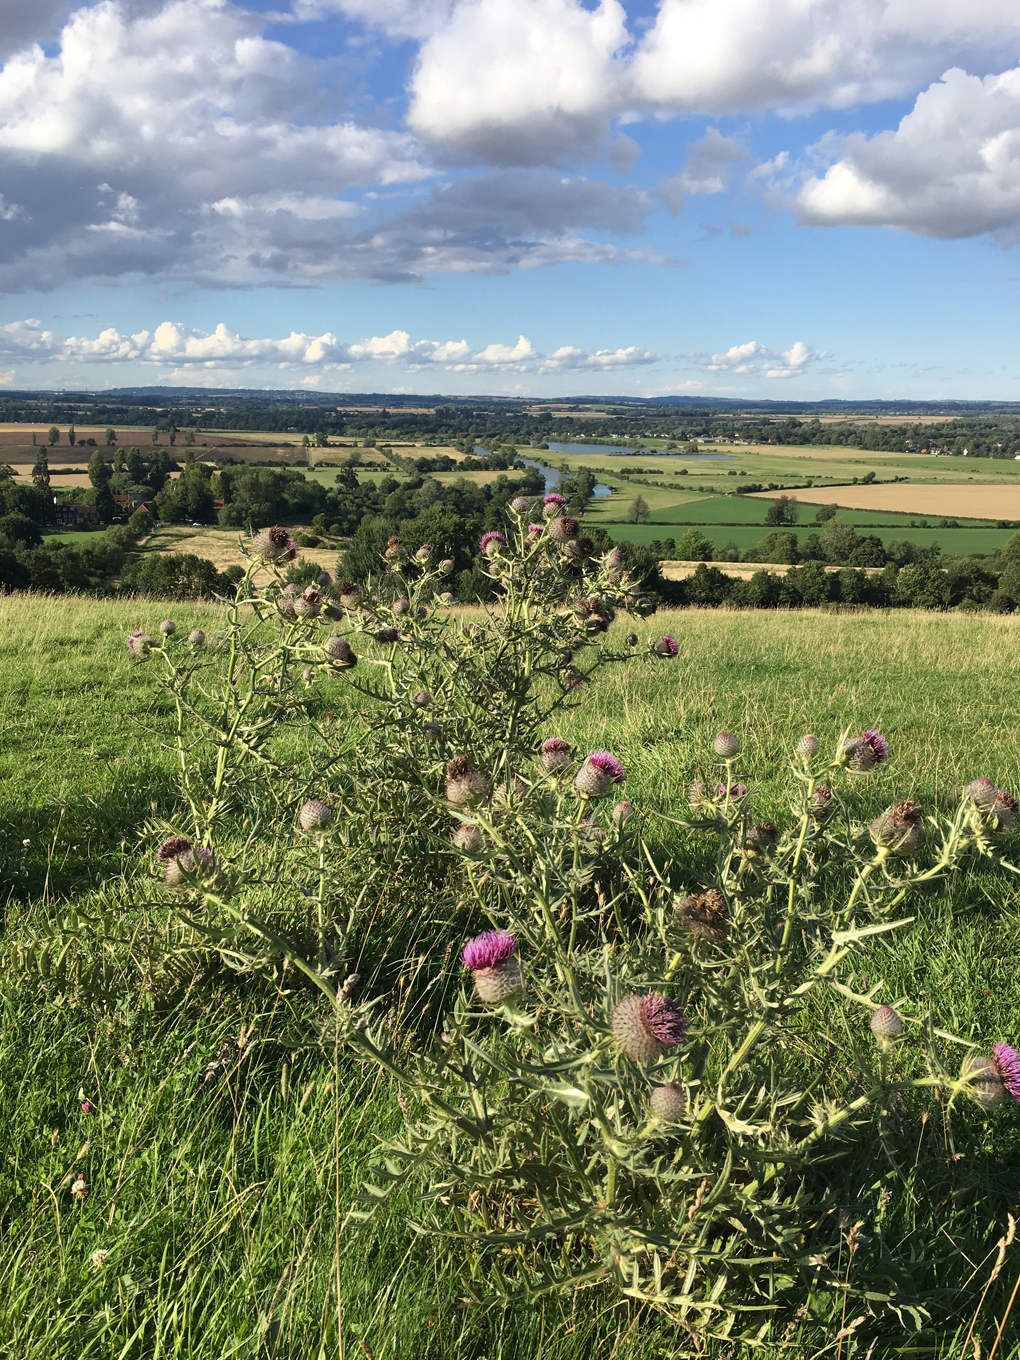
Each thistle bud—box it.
[962,1054,1006,1110]
[870,1005,903,1041]
[674,887,728,942]
[316,570,332,586]
[713,731,739,758]
[159,619,176,636]
[612,993,687,1064]
[460,930,524,1004]
[412,690,432,708]
[439,591,454,603]
[649,1083,686,1123]
[302,667,314,681]
[743,822,777,854]
[126,631,155,656]
[414,544,431,563]
[652,635,679,658]
[157,835,214,887]
[574,751,625,798]
[991,790,1017,835]
[446,756,489,805]
[541,737,573,773]
[797,734,820,760]
[965,777,997,809]
[337,580,363,610]
[612,800,634,823]
[423,721,442,740]
[188,628,205,646]
[510,496,531,513]
[376,626,400,644]
[251,526,298,564]
[384,536,408,564]
[547,515,579,545]
[452,824,484,853]
[299,800,333,832]
[283,583,302,596]
[625,632,638,647]
[870,799,923,854]
[809,784,834,817]
[323,636,356,669]
[292,593,321,619]
[440,559,455,575]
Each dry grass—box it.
[658,559,881,581]
[136,525,338,573]
[752,483,1020,519]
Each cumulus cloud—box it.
[0,318,660,376]
[794,64,1020,241]
[696,339,822,378]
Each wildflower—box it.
[251,526,298,564]
[653,635,679,658]
[965,777,997,808]
[962,1054,1007,1110]
[743,822,777,854]
[542,492,567,518]
[412,690,432,708]
[414,544,431,562]
[440,558,455,575]
[452,824,484,853]
[625,632,638,647]
[71,1176,89,1201]
[81,1100,96,1114]
[126,631,155,656]
[91,1249,109,1268]
[713,731,739,758]
[540,737,573,773]
[991,790,1017,835]
[460,930,523,1003]
[337,580,363,610]
[188,628,205,646]
[323,636,356,669]
[527,523,544,539]
[649,1083,687,1123]
[844,729,889,772]
[612,800,634,823]
[717,782,748,804]
[299,800,333,832]
[159,619,176,636]
[293,588,321,619]
[612,993,687,1064]
[446,756,489,805]
[993,1043,1020,1102]
[547,515,579,544]
[480,531,506,557]
[574,751,625,798]
[870,799,923,854]
[384,536,408,564]
[156,835,214,888]
[376,626,400,644]
[870,1005,903,1041]
[510,495,531,513]
[797,734,820,759]
[675,887,729,942]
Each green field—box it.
[635,495,1000,529]
[601,519,1016,556]
[3,595,1020,1357]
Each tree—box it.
[114,448,126,475]
[48,427,59,446]
[819,517,859,564]
[629,494,650,523]
[67,425,76,447]
[152,428,160,445]
[765,495,799,526]
[814,503,838,523]
[674,527,714,561]
[743,530,799,565]
[32,448,50,491]
[87,449,111,490]
[94,483,116,524]
[105,427,117,446]
[184,430,196,447]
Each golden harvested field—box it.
[751,483,1020,519]
[658,559,880,581]
[135,526,338,574]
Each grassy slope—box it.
[3,598,1020,1357]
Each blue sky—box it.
[0,0,1018,398]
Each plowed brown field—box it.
[751,483,1020,519]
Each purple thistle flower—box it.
[966,777,997,808]
[540,737,572,773]
[612,993,687,1064]
[480,531,507,557]
[251,526,298,564]
[717,782,748,801]
[543,492,567,509]
[127,630,155,656]
[527,523,544,536]
[844,729,889,772]
[574,750,625,798]
[993,1044,1020,1103]
[653,635,679,658]
[460,930,522,1003]
[863,729,889,762]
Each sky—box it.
[0,0,1019,400]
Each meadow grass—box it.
[4,597,1020,1358]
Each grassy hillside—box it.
[3,597,1020,1357]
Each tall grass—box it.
[3,596,1020,1357]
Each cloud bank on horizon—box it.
[0,0,1019,395]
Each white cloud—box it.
[795,64,1020,241]
[697,338,822,378]
[0,318,662,376]
[0,370,15,385]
